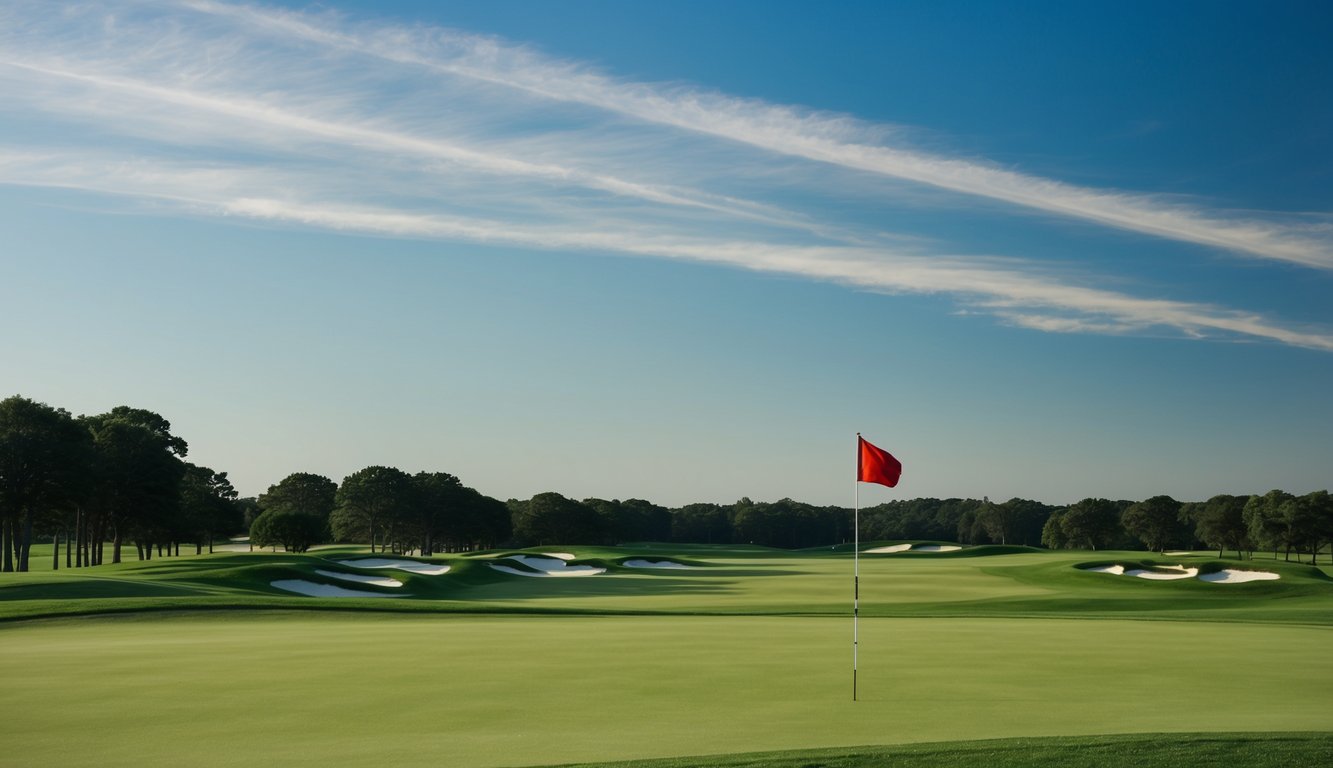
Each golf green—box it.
[2,611,1328,767]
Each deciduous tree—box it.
[331,466,410,552]
[1121,495,1185,553]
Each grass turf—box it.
[3,545,1329,623]
[1,543,1330,767]
[541,732,1333,768]
[2,612,1331,767]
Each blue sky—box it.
[1,0,1330,506]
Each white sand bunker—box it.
[270,579,407,598]
[537,552,576,560]
[335,558,451,576]
[1163,551,1196,556]
[622,559,698,569]
[1199,569,1281,584]
[1126,566,1198,580]
[314,569,404,587]
[1086,564,1125,575]
[913,544,962,552]
[864,544,912,554]
[489,555,605,578]
[1081,564,1280,584]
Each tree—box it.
[178,463,239,554]
[0,396,92,572]
[235,497,260,531]
[671,503,731,544]
[1306,490,1333,565]
[1059,498,1122,550]
[1121,495,1186,553]
[1280,493,1325,565]
[331,466,410,552]
[1190,494,1250,559]
[258,473,336,520]
[976,498,1051,546]
[1041,510,1068,549]
[249,509,324,553]
[586,498,672,544]
[81,407,187,565]
[400,471,465,556]
[510,492,605,545]
[455,489,510,550]
[1244,490,1295,560]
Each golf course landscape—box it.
[3,542,1330,767]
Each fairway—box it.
[2,545,1332,768]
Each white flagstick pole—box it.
[853,433,860,702]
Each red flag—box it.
[857,435,901,488]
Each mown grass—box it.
[1,543,1329,767]
[3,544,1328,624]
[2,613,1330,768]
[544,732,1333,768]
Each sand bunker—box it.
[489,555,605,578]
[1126,566,1198,580]
[913,544,962,552]
[1086,564,1125,575]
[622,559,698,569]
[270,579,407,598]
[335,558,451,576]
[1198,569,1281,583]
[1163,551,1196,556]
[864,544,912,554]
[1081,564,1280,584]
[314,569,404,587]
[537,552,576,560]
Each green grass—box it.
[2,612,1331,768]
[1,542,1330,767]
[541,733,1333,768]
[4,545,1329,623]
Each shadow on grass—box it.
[537,732,1333,768]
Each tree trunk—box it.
[19,507,34,572]
[52,529,60,570]
[90,516,101,565]
[174,542,179,557]
[1,518,11,572]
[65,527,72,569]
[112,526,122,564]
[92,517,105,566]
[195,541,202,556]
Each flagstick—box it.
[853,433,860,702]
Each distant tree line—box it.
[4,394,1331,571]
[249,466,511,555]
[504,490,1333,563]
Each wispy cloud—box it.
[184,0,1333,270]
[0,0,1329,352]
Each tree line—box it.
[3,394,1331,572]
